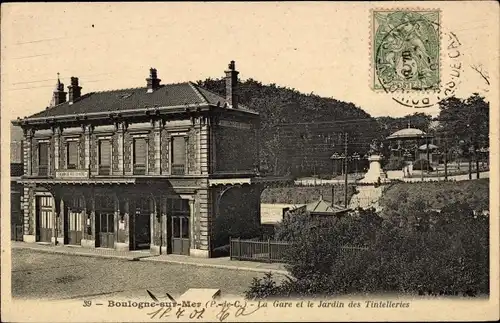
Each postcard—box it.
[1,1,498,322]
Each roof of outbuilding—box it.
[306,196,350,214]
[25,81,256,120]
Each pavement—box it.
[11,241,289,276]
[11,248,274,300]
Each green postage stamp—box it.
[372,10,440,91]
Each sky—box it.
[1,2,498,122]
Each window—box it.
[133,138,147,175]
[67,141,79,169]
[98,140,111,175]
[171,136,186,175]
[38,142,49,176]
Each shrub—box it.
[384,157,407,171]
[244,272,281,300]
[246,201,489,298]
[413,159,434,171]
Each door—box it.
[67,210,83,245]
[171,215,190,255]
[97,212,115,248]
[130,198,151,250]
[169,198,190,255]
[36,196,53,242]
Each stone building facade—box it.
[13,61,275,257]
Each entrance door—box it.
[130,198,151,250]
[97,212,114,248]
[171,215,190,255]
[169,199,190,255]
[67,210,83,245]
[36,196,53,242]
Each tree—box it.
[436,94,489,177]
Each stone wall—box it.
[215,125,256,172]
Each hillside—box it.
[197,78,380,176]
[379,179,489,214]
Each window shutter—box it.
[67,141,78,168]
[99,140,111,166]
[134,138,147,165]
[172,136,186,165]
[39,143,49,165]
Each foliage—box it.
[383,157,407,171]
[412,159,434,171]
[246,198,489,298]
[435,94,489,163]
[197,78,380,176]
[261,185,356,205]
[380,179,489,213]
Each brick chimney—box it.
[146,68,161,93]
[50,73,66,107]
[68,77,82,105]
[224,60,239,109]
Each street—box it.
[11,249,260,301]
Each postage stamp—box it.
[372,10,441,92]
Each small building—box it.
[305,195,350,217]
[12,61,285,258]
[261,203,307,225]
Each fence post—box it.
[238,237,241,261]
[268,238,271,263]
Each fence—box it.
[229,238,369,263]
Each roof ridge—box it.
[93,86,146,94]
[194,83,227,101]
[188,81,209,104]
[195,84,256,112]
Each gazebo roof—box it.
[419,144,439,151]
[386,128,432,140]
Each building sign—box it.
[218,120,251,130]
[55,170,89,179]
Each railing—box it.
[230,238,370,263]
[171,164,186,175]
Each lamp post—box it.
[352,152,360,178]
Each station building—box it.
[13,61,278,257]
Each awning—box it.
[17,177,137,185]
[208,176,294,187]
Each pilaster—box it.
[53,127,61,170]
[153,119,161,174]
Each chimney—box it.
[224,60,239,108]
[50,73,66,107]
[68,77,82,105]
[146,68,161,93]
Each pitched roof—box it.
[306,196,349,214]
[25,81,256,120]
